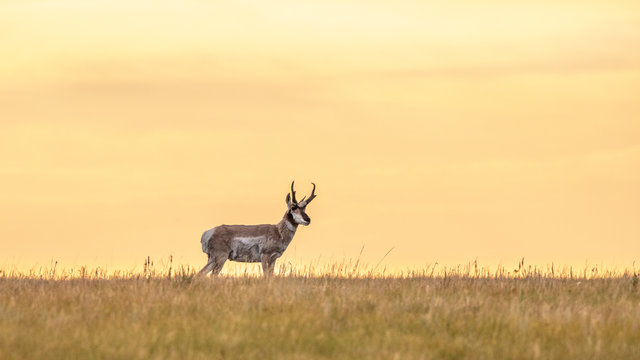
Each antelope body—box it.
[198,182,317,277]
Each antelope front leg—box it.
[261,254,275,277]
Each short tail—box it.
[201,228,215,254]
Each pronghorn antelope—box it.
[198,181,317,277]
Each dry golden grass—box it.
[1,259,639,359]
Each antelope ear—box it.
[285,193,291,206]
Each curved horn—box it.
[299,182,317,206]
[290,181,298,204]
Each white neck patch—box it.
[285,219,297,232]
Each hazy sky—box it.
[1,0,639,273]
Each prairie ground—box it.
[1,263,639,360]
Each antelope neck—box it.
[278,211,298,236]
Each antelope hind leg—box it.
[197,259,215,277]
[210,257,227,277]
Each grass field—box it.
[1,261,639,359]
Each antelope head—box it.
[285,181,317,226]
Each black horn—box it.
[290,181,298,204]
[299,182,317,206]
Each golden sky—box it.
[1,0,639,272]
